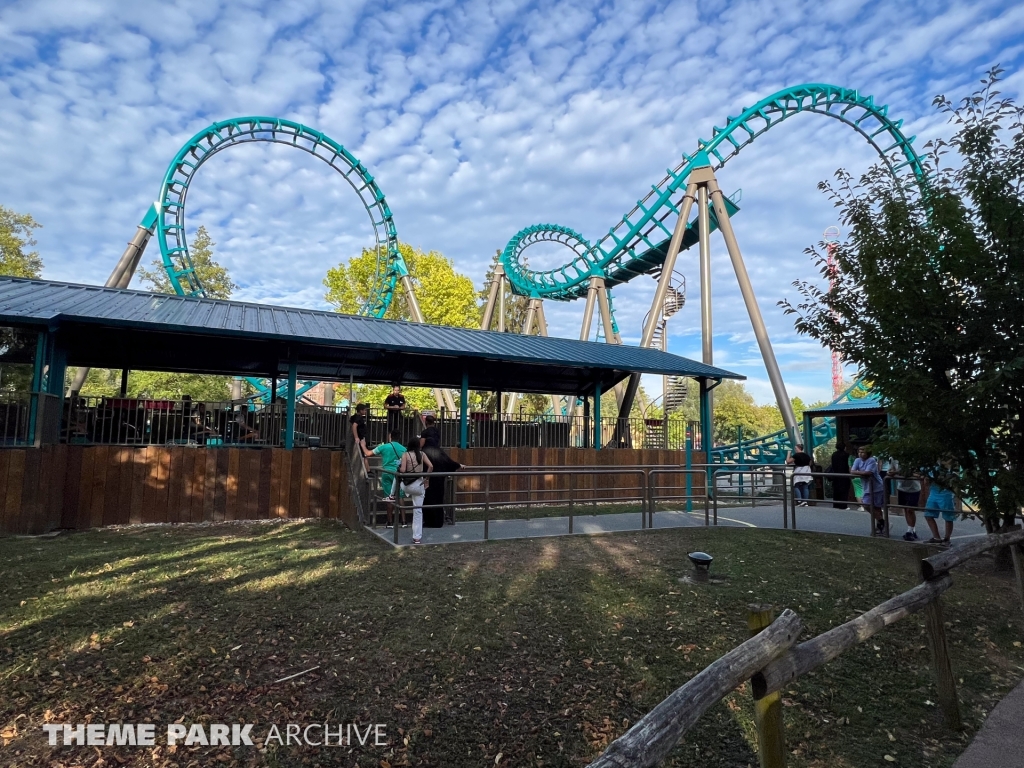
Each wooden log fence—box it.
[587,527,1024,768]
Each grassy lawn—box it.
[1,522,1022,767]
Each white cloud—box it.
[0,0,1019,411]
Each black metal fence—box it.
[47,398,702,451]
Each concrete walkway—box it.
[953,678,1024,767]
[366,502,989,547]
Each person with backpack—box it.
[398,436,433,545]
[363,429,406,529]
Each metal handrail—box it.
[647,469,711,526]
[369,466,650,539]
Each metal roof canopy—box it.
[804,398,885,417]
[0,278,744,395]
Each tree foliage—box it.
[0,205,43,279]
[71,368,232,401]
[324,242,480,411]
[324,242,479,328]
[782,68,1024,530]
[131,225,237,399]
[138,226,236,299]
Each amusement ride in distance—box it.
[80,84,920,464]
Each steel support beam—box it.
[708,177,799,445]
[617,181,699,422]
[480,263,504,331]
[401,274,457,414]
[69,224,153,394]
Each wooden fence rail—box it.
[587,527,1024,768]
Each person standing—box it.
[923,458,958,546]
[851,445,886,535]
[888,459,922,541]
[399,436,433,545]
[384,385,407,439]
[418,413,466,527]
[829,442,852,509]
[789,443,813,506]
[364,429,407,528]
[349,402,369,452]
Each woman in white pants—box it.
[399,437,433,544]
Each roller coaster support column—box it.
[616,180,699,424]
[698,177,714,419]
[505,299,541,416]
[533,301,563,416]
[401,274,458,413]
[707,176,800,445]
[594,279,625,412]
[568,277,602,428]
[68,219,155,394]
[480,263,505,331]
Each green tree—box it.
[782,68,1024,533]
[0,205,43,278]
[138,225,236,299]
[324,242,479,328]
[325,242,480,412]
[70,368,232,401]
[124,225,237,400]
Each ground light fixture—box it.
[688,551,713,582]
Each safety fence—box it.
[364,465,712,544]
[60,397,345,448]
[39,397,703,451]
[784,472,971,538]
[584,527,1024,768]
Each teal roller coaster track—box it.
[138,84,921,453]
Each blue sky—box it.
[1,0,1021,407]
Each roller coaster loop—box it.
[151,116,406,319]
[499,83,925,303]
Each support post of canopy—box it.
[707,176,799,445]
[459,369,469,449]
[593,382,602,450]
[285,356,297,450]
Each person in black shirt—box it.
[417,412,465,527]
[384,385,407,438]
[349,402,369,452]
[830,442,852,509]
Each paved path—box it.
[367,502,989,547]
[953,677,1024,768]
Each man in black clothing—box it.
[787,443,812,467]
[349,402,369,452]
[384,385,407,438]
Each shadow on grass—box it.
[0,522,1021,767]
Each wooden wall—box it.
[0,446,356,536]
[447,447,707,506]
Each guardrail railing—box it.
[365,465,712,544]
[586,527,1024,767]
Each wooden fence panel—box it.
[0,444,684,535]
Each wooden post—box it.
[917,546,962,730]
[747,605,787,768]
[1011,541,1024,625]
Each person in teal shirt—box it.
[364,429,406,528]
